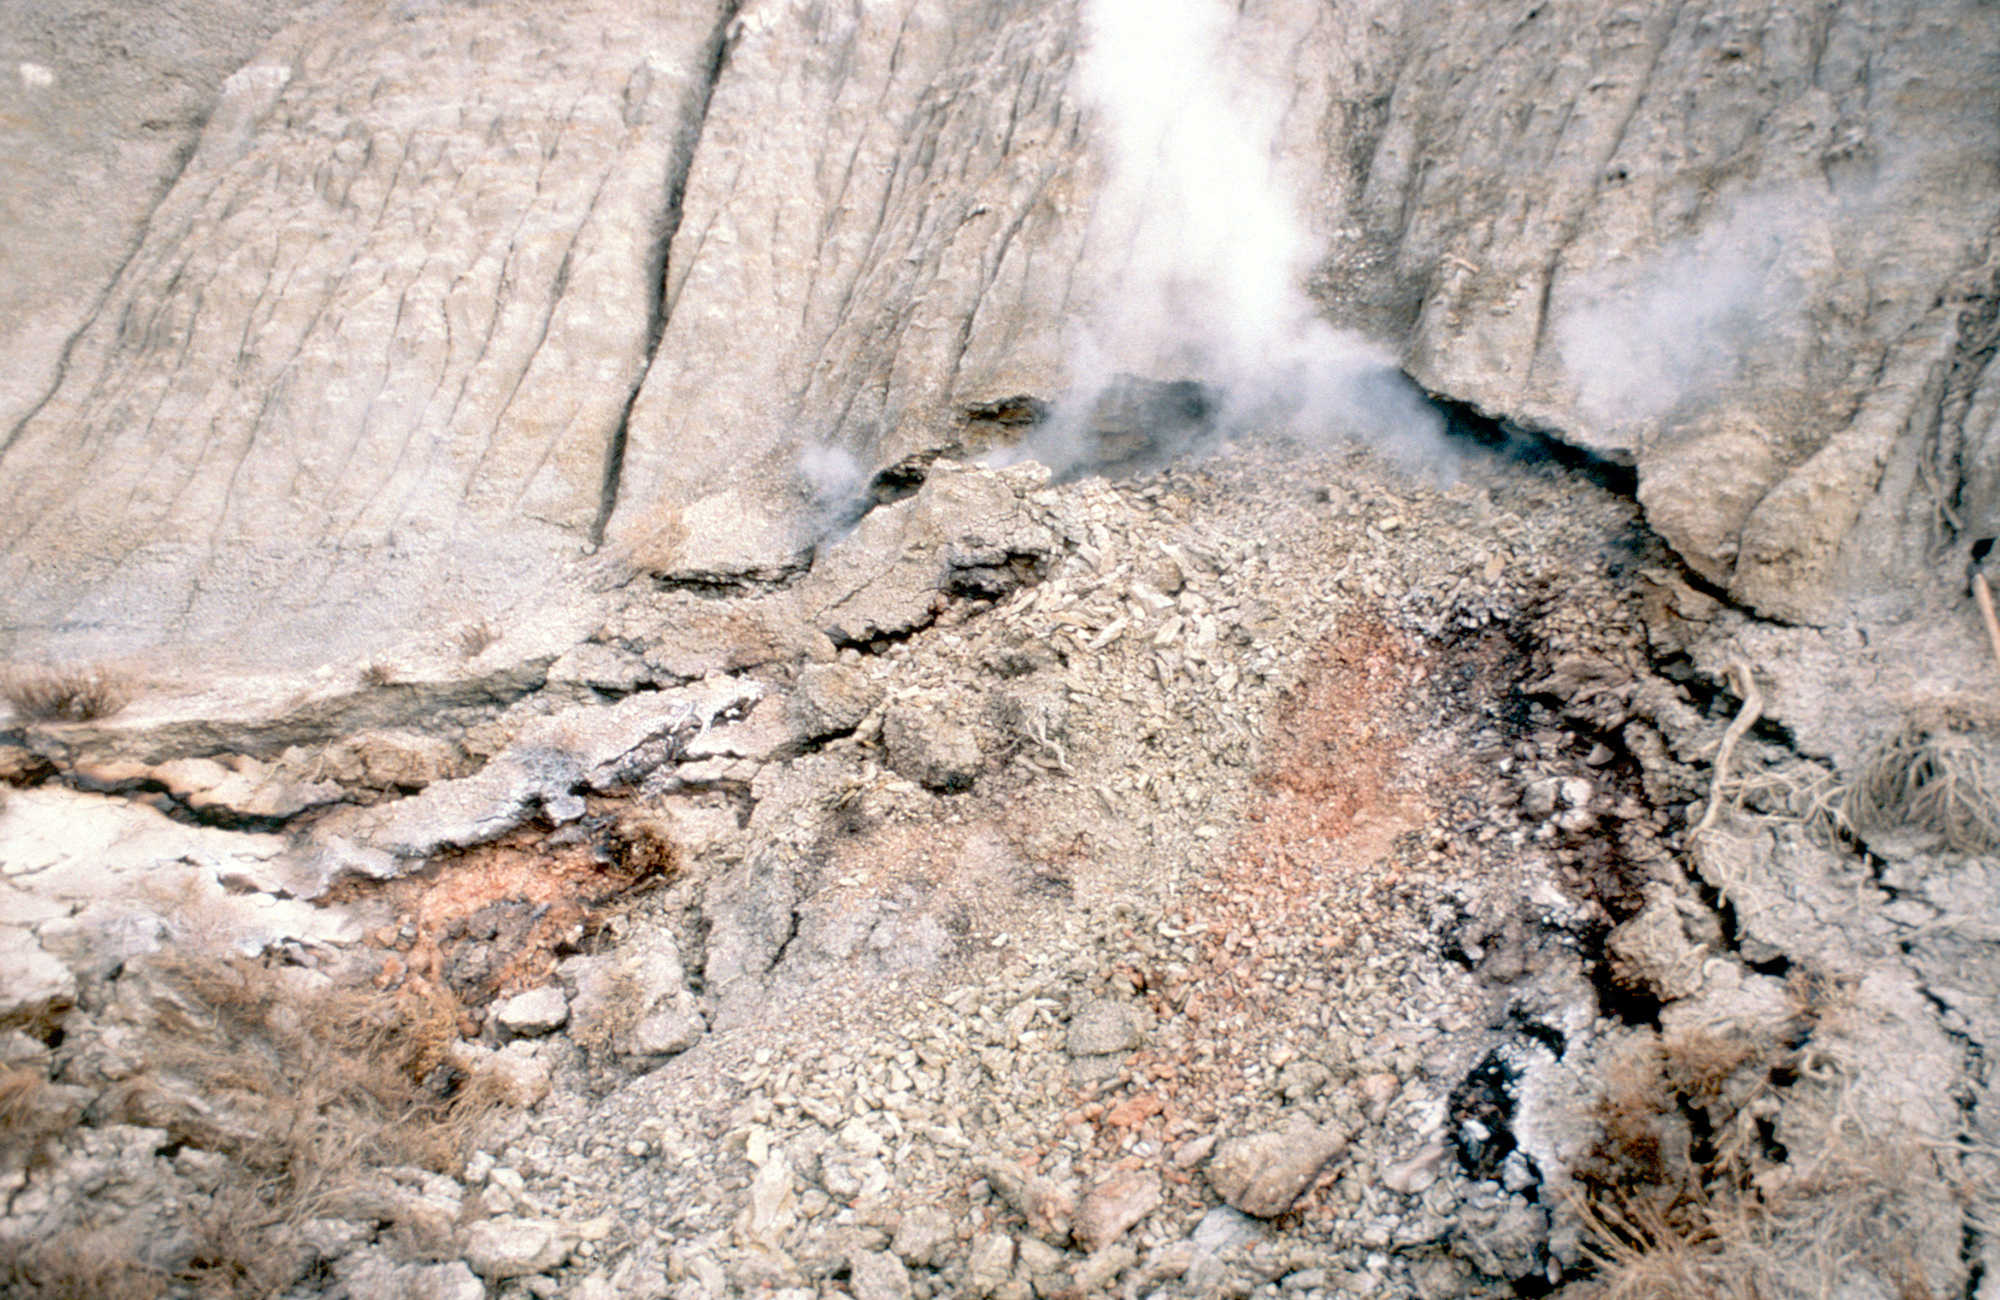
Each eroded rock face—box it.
[1365,1,2000,623]
[4,0,1996,669]
[0,0,303,437]
[0,0,737,667]
[605,0,1089,583]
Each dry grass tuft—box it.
[607,809,686,881]
[0,1062,83,1140]
[1844,721,2000,853]
[1572,1032,1765,1230]
[0,1238,170,1300]
[0,1061,51,1122]
[455,620,500,659]
[1566,1030,1955,1300]
[1570,1145,1951,1300]
[137,955,482,1174]
[360,659,399,687]
[1,953,510,1299]
[0,662,130,723]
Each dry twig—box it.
[1974,571,2000,669]
[1690,661,1761,844]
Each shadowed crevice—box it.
[590,0,745,549]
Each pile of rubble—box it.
[3,434,1994,1299]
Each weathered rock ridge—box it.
[4,0,1997,672]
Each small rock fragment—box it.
[459,1041,551,1108]
[789,663,883,741]
[890,1205,956,1268]
[1275,1058,1333,1103]
[738,1150,797,1248]
[337,1248,488,1300]
[964,1233,1016,1298]
[406,1261,487,1300]
[1356,1071,1400,1123]
[883,705,982,792]
[1065,998,1144,1057]
[1076,1170,1162,1251]
[1606,883,1707,1001]
[1015,1236,1067,1278]
[0,927,76,1024]
[848,1249,914,1300]
[978,1157,1077,1243]
[564,931,705,1066]
[1070,1242,1139,1293]
[1173,1134,1218,1169]
[463,1216,571,1280]
[495,986,568,1036]
[1190,1205,1264,1255]
[1381,1138,1449,1196]
[1521,777,1562,818]
[1207,1121,1350,1217]
[1103,1091,1164,1127]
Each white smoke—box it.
[1555,193,1813,433]
[1024,0,1447,474]
[798,443,869,535]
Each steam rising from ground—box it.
[1557,193,1812,434]
[1020,0,1447,476]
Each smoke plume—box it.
[1020,0,1447,476]
[1555,193,1816,435]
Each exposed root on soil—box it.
[1688,661,1760,846]
[1974,571,2000,669]
[1729,760,1850,845]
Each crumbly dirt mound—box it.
[336,814,679,1011]
[3,433,1993,1300]
[459,439,1660,1299]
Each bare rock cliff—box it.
[2,0,1996,669]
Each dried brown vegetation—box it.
[607,808,686,880]
[137,955,485,1172]
[0,1061,83,1143]
[455,619,500,659]
[0,1238,171,1300]
[0,954,507,1300]
[1846,719,2000,853]
[1566,1029,1953,1300]
[0,662,129,723]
